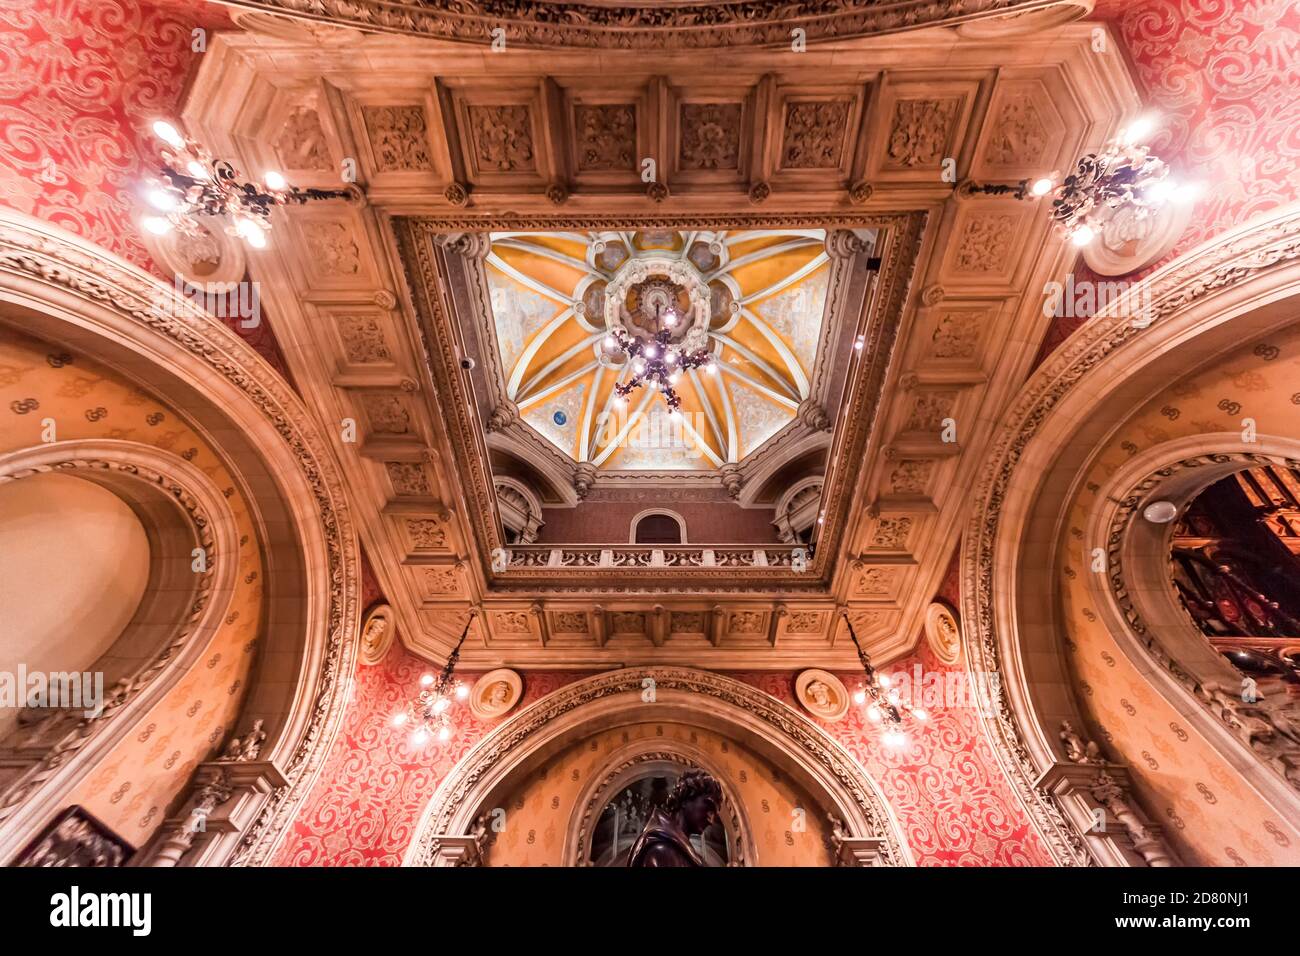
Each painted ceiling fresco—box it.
[484,229,829,471]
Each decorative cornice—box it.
[223,0,1049,50]
[962,204,1300,866]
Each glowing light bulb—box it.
[245,228,267,249]
[913,708,928,722]
[706,362,717,374]
[141,215,172,236]
[432,697,450,714]
[887,688,900,704]
[1173,181,1203,204]
[455,684,469,700]
[1121,114,1156,146]
[437,725,452,742]
[866,704,882,722]
[1031,177,1053,197]
[646,344,657,358]
[411,728,429,746]
[186,160,208,180]
[420,673,435,687]
[663,311,677,327]
[264,170,287,190]
[146,187,178,212]
[391,712,408,727]
[604,335,617,349]
[1145,178,1175,204]
[152,120,185,150]
[854,335,865,351]
[666,351,677,365]
[882,730,907,749]
[669,372,680,385]
[878,674,891,689]
[853,690,867,706]
[1070,225,1095,246]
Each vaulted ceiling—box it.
[485,228,832,471]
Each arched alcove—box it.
[0,473,150,741]
[404,667,911,867]
[630,509,687,544]
[0,209,360,866]
[962,202,1300,866]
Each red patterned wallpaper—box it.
[274,644,591,866]
[0,0,291,378]
[1041,0,1300,358]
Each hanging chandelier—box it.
[392,613,475,745]
[139,120,355,249]
[604,303,716,414]
[967,115,1198,248]
[842,613,927,748]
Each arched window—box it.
[631,510,686,544]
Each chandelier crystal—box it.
[606,303,715,413]
[392,612,475,746]
[842,613,927,749]
[140,120,355,249]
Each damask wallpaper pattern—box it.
[1060,322,1300,865]
[0,330,264,850]
[280,631,1049,866]
[0,0,291,378]
[1042,0,1300,357]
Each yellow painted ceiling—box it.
[485,229,829,471]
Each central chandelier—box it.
[842,613,927,749]
[139,120,355,249]
[604,303,716,414]
[392,613,475,745]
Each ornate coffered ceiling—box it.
[178,16,1138,669]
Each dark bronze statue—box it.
[626,769,723,867]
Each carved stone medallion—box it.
[795,668,850,721]
[359,603,396,665]
[469,668,523,719]
[923,602,961,666]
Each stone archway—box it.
[0,209,360,866]
[403,667,912,867]
[961,202,1300,865]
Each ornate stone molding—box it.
[961,203,1300,865]
[0,209,360,867]
[404,667,911,866]
[221,0,1048,50]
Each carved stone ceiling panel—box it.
[180,21,1138,668]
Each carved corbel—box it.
[574,462,598,500]
[796,398,831,432]
[1037,722,1177,867]
[709,606,727,647]
[825,229,869,259]
[145,757,290,867]
[827,813,887,866]
[591,605,608,647]
[768,604,788,646]
[486,400,520,433]
[719,463,743,500]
